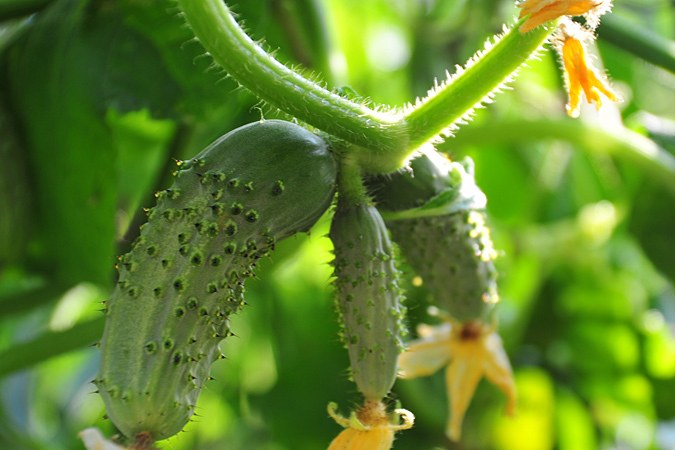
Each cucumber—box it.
[369,150,498,322]
[330,201,406,401]
[96,120,337,443]
[388,211,498,322]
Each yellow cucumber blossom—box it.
[398,320,516,441]
[556,22,620,117]
[518,0,612,33]
[327,400,414,450]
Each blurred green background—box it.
[0,0,674,449]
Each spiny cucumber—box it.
[96,120,337,444]
[369,150,498,322]
[330,201,406,401]
[387,211,498,322]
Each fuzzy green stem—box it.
[177,0,409,167]
[447,118,675,196]
[404,20,554,149]
[337,155,371,206]
[178,1,556,174]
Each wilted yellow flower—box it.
[398,321,516,441]
[518,0,611,33]
[559,31,620,117]
[327,400,414,450]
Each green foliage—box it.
[0,0,674,449]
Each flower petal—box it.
[445,355,484,441]
[398,328,453,378]
[518,0,605,33]
[561,34,619,117]
[79,429,127,450]
[482,333,517,416]
[327,427,395,450]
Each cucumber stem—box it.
[337,155,371,206]
[176,0,409,161]
[178,1,554,174]
[403,20,554,149]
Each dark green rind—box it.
[330,203,406,401]
[97,120,337,442]
[388,210,498,323]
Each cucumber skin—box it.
[388,210,498,322]
[330,203,406,401]
[97,120,337,441]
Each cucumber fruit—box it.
[330,201,406,401]
[369,150,498,322]
[97,120,337,443]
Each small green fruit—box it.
[330,202,406,401]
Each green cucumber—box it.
[97,120,337,443]
[387,211,499,322]
[330,202,406,401]
[369,150,498,322]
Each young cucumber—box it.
[388,211,498,322]
[330,202,406,401]
[369,150,498,322]
[97,120,337,443]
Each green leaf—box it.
[2,0,117,286]
[0,316,103,378]
[0,97,31,264]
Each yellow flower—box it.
[518,0,611,33]
[327,401,414,450]
[559,31,620,117]
[398,321,516,441]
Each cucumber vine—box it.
[177,0,553,174]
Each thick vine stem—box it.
[176,0,409,172]
[403,19,555,148]
[178,1,554,174]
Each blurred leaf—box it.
[629,183,675,282]
[0,316,102,378]
[598,13,675,74]
[555,388,598,450]
[565,322,639,375]
[106,109,176,235]
[0,0,52,21]
[490,368,555,450]
[0,97,31,264]
[2,0,118,286]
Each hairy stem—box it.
[178,1,555,174]
[177,0,409,169]
[404,20,554,148]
